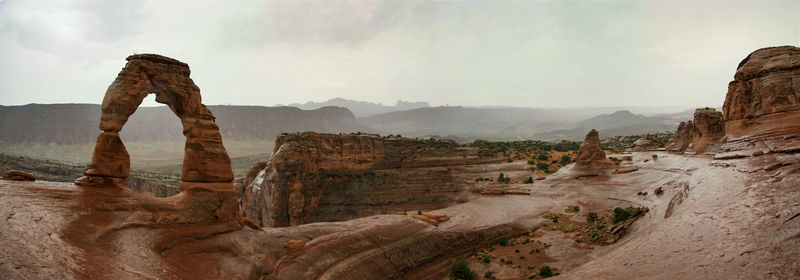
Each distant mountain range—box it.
[290,98,430,117]
[0,104,367,144]
[359,106,693,141]
[0,100,698,146]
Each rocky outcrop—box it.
[2,170,35,181]
[716,46,800,158]
[630,137,655,152]
[667,108,724,154]
[240,132,503,227]
[723,46,800,134]
[572,129,614,172]
[74,54,239,221]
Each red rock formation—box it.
[723,46,800,134]
[667,108,724,154]
[73,54,238,221]
[2,170,35,181]
[716,46,800,158]
[240,132,506,227]
[572,129,614,171]
[75,54,234,190]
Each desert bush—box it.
[527,159,536,165]
[613,207,631,223]
[449,258,476,280]
[560,155,572,165]
[586,212,598,222]
[524,176,534,184]
[498,236,509,246]
[565,205,580,213]
[539,265,554,278]
[484,271,494,279]
[537,153,550,161]
[536,163,549,171]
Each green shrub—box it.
[539,265,554,278]
[586,212,598,222]
[527,159,536,165]
[560,155,572,165]
[613,207,631,223]
[417,210,423,215]
[449,258,476,280]
[524,176,534,184]
[484,271,494,279]
[537,153,549,161]
[536,163,549,171]
[498,236,509,246]
[565,205,580,213]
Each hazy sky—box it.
[0,0,798,108]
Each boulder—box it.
[2,170,35,181]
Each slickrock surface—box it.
[668,108,725,154]
[239,132,515,227]
[2,170,35,181]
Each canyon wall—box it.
[239,132,502,227]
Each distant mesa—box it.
[291,97,430,117]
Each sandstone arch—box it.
[75,54,234,191]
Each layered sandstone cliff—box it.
[716,46,800,158]
[724,46,800,134]
[667,108,725,154]
[239,132,507,227]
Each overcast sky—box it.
[0,0,798,108]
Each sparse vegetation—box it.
[586,212,598,222]
[524,176,534,184]
[613,207,631,223]
[497,173,511,184]
[539,265,555,278]
[449,258,476,280]
[498,236,509,246]
[565,205,580,213]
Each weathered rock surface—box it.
[76,54,234,189]
[630,137,655,151]
[572,129,614,173]
[723,46,800,134]
[716,46,800,159]
[2,170,35,181]
[239,132,510,227]
[667,108,725,154]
